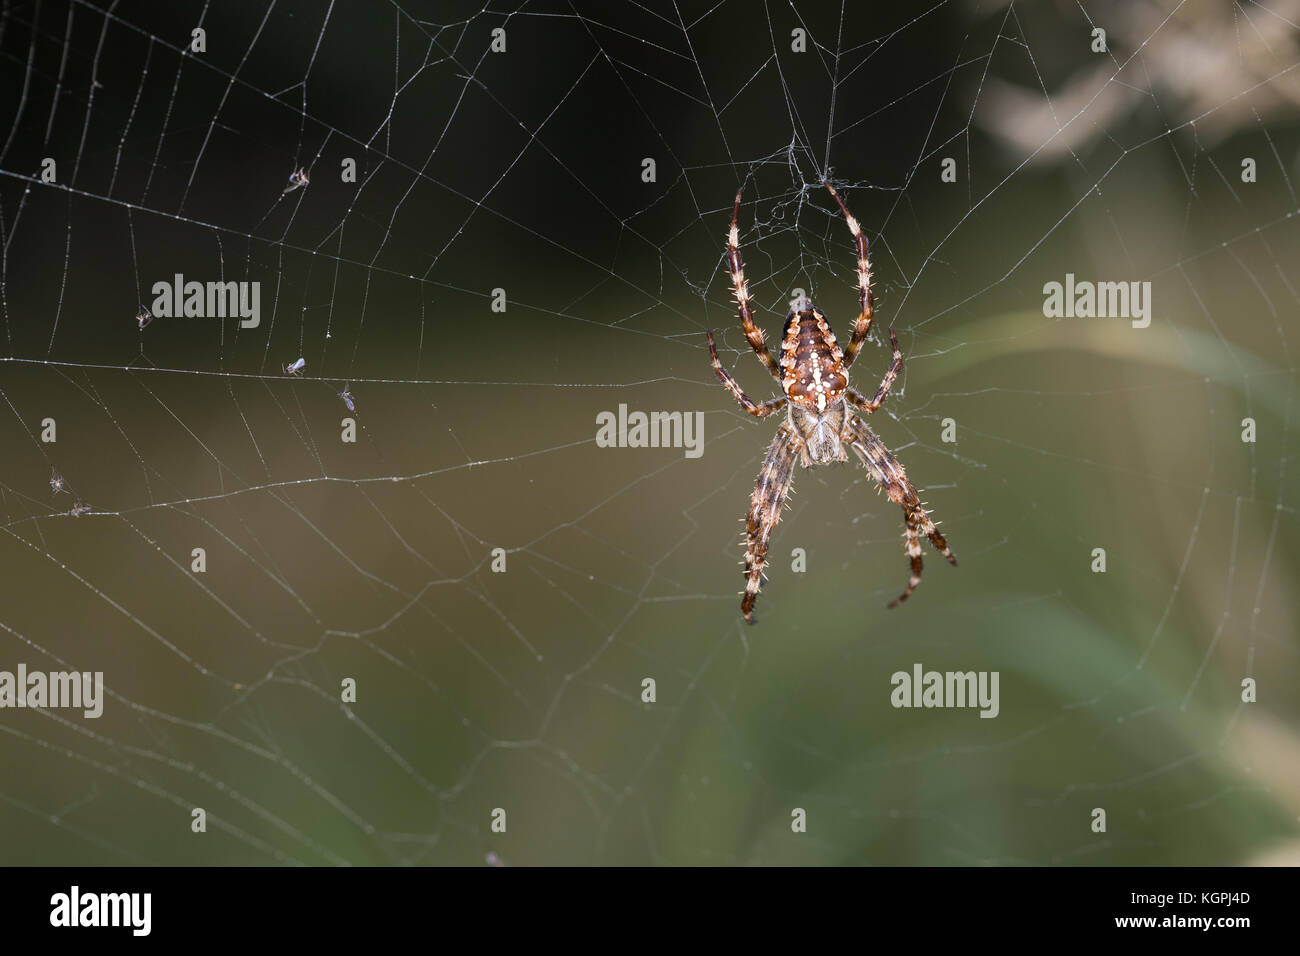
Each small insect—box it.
[68,498,91,517]
[338,384,355,412]
[136,306,153,330]
[707,184,956,623]
[285,357,306,376]
[283,167,310,194]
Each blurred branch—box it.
[973,0,1300,161]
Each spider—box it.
[706,184,956,623]
[283,167,310,194]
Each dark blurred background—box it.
[0,0,1297,865]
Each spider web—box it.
[0,0,1297,866]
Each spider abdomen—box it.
[780,308,848,413]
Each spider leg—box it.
[726,189,783,383]
[707,331,788,417]
[846,415,955,606]
[846,328,902,414]
[741,424,801,623]
[888,509,924,608]
[824,183,875,370]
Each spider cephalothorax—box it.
[707,184,956,623]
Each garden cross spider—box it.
[707,184,956,623]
